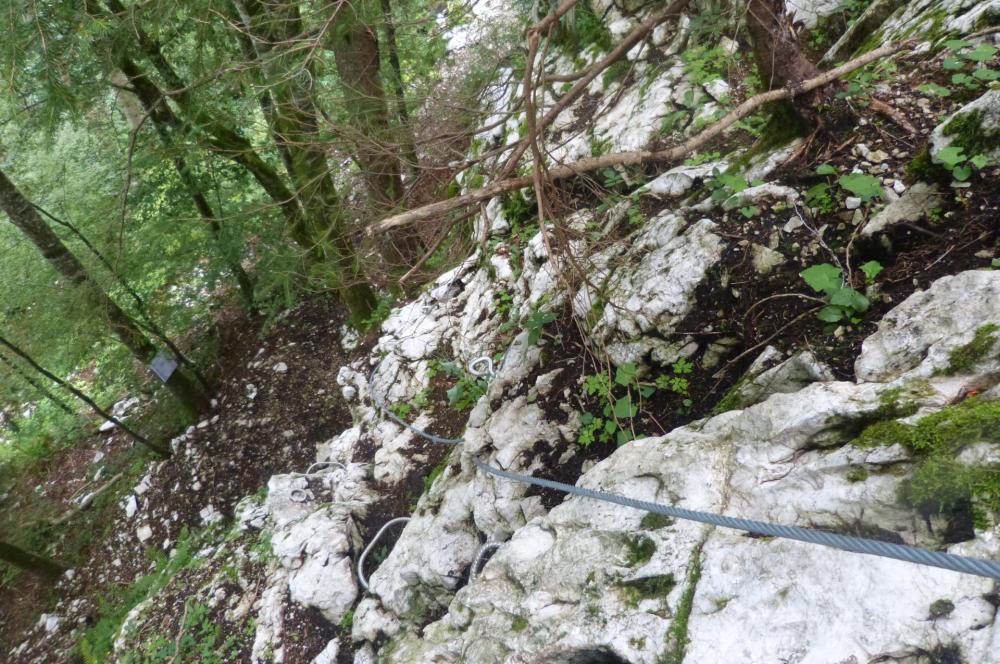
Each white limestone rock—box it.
[856,270,1000,382]
[861,182,941,237]
[931,89,1000,164]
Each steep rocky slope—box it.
[8,0,1000,662]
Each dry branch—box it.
[496,0,690,179]
[368,40,913,235]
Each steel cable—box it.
[362,356,1000,584]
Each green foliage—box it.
[681,45,734,85]
[800,263,870,323]
[79,526,210,662]
[623,533,656,566]
[554,3,613,53]
[511,615,529,632]
[124,597,241,663]
[360,295,396,332]
[939,40,1000,92]
[860,260,884,284]
[524,310,557,346]
[933,146,992,181]
[435,361,488,412]
[579,359,695,447]
[339,609,355,631]
[837,173,884,202]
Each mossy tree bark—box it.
[327,0,424,266]
[746,0,832,126]
[0,540,65,581]
[0,167,208,418]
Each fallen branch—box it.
[368,40,914,235]
[49,472,125,527]
[496,0,690,179]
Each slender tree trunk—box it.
[31,202,213,390]
[0,350,76,416]
[234,0,379,324]
[0,332,166,455]
[107,64,256,310]
[0,167,207,417]
[329,3,404,207]
[379,0,419,175]
[0,540,65,580]
[328,0,424,267]
[94,0,377,325]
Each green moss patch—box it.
[942,109,1000,157]
[619,573,676,608]
[940,323,999,375]
[855,397,1000,521]
[623,533,656,567]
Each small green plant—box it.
[941,40,1000,89]
[800,263,870,323]
[339,609,354,631]
[837,173,884,202]
[933,146,991,181]
[523,310,557,345]
[860,260,884,285]
[435,361,488,411]
[659,110,690,135]
[683,150,721,166]
[389,401,413,419]
[578,359,697,447]
[359,295,395,332]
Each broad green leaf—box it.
[838,173,884,202]
[970,154,990,169]
[816,164,838,175]
[952,165,973,181]
[944,39,973,51]
[951,73,973,85]
[614,395,639,419]
[942,57,964,70]
[829,287,869,312]
[446,384,464,406]
[614,362,638,386]
[936,146,967,168]
[973,67,1000,81]
[964,44,998,62]
[801,263,842,294]
[639,385,655,399]
[717,173,749,193]
[860,260,884,282]
[739,205,759,219]
[817,306,845,323]
[918,83,951,97]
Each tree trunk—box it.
[0,167,208,417]
[327,0,425,270]
[109,63,256,310]
[379,0,419,176]
[745,0,832,125]
[0,540,65,580]
[95,0,377,325]
[233,0,379,324]
[0,332,165,454]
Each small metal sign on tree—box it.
[149,349,179,383]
